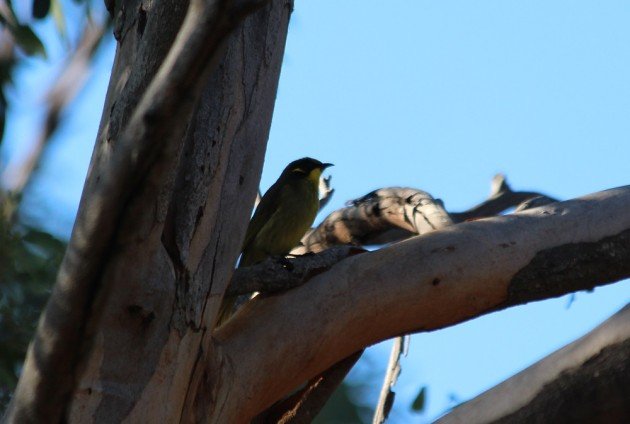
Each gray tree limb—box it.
[211,186,630,422]
[435,304,630,424]
[4,0,624,421]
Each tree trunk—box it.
[5,0,293,422]
[71,1,294,422]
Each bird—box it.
[216,157,333,326]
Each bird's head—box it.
[282,157,333,185]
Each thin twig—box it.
[318,175,334,210]
[373,336,406,424]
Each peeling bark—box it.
[295,188,453,253]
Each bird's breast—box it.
[254,181,319,256]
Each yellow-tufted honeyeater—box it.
[216,157,333,326]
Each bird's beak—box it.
[321,163,334,170]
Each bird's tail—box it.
[216,295,236,327]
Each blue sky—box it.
[2,1,629,422]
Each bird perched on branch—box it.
[216,157,333,326]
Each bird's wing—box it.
[240,180,284,254]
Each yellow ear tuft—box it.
[308,168,322,184]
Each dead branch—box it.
[318,175,335,210]
[296,175,557,253]
[295,188,453,254]
[436,304,630,424]
[373,336,407,424]
[449,174,558,222]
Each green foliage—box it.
[32,0,52,19]
[411,386,427,413]
[7,25,46,58]
[49,0,67,41]
[0,1,47,58]
[0,202,65,410]
[314,381,372,424]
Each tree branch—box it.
[227,246,365,296]
[449,174,558,223]
[295,175,557,253]
[210,186,630,422]
[436,304,630,424]
[286,175,554,422]
[295,188,453,254]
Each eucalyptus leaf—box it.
[12,25,47,58]
[50,0,68,41]
[411,386,427,412]
[0,216,65,410]
[32,0,51,19]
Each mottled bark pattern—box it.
[507,229,630,305]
